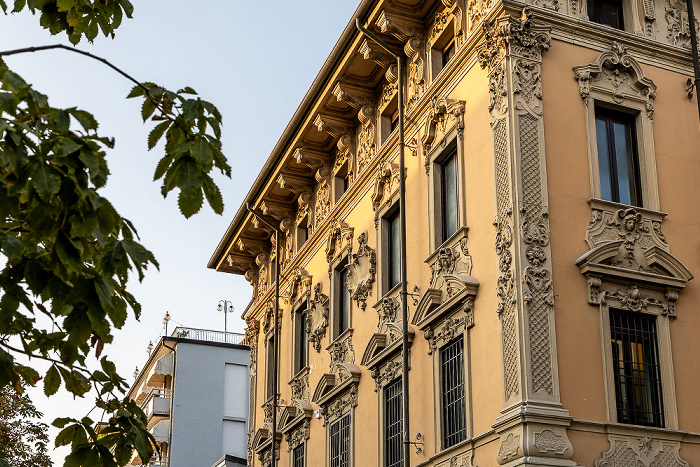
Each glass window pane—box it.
[442,154,458,241]
[390,212,401,289]
[596,115,613,202]
[338,267,350,336]
[612,119,638,206]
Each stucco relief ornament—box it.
[595,435,690,467]
[356,105,377,174]
[666,0,700,48]
[513,58,544,114]
[314,180,331,226]
[306,282,329,352]
[573,42,656,119]
[533,0,559,11]
[378,296,399,329]
[345,231,376,311]
[289,372,310,401]
[372,360,402,391]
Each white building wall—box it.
[168,342,249,467]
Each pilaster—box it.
[478,8,576,466]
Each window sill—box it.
[425,226,469,265]
[289,366,309,385]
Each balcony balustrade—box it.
[170,326,246,345]
[140,388,171,420]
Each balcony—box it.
[170,326,246,346]
[140,388,171,421]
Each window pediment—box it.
[360,326,415,370]
[279,399,313,434]
[253,424,282,455]
[413,276,478,330]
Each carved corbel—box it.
[292,147,330,173]
[277,174,313,210]
[332,81,376,109]
[314,113,355,169]
[259,199,294,222]
[236,235,270,257]
[358,38,394,69]
[307,282,330,352]
[375,11,425,109]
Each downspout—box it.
[686,0,700,121]
[245,204,280,467]
[355,19,411,467]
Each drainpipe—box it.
[686,0,700,121]
[355,19,411,467]
[245,203,280,467]
[162,340,176,467]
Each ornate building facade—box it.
[209,0,700,465]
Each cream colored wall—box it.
[542,35,700,456]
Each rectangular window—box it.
[384,378,403,467]
[329,413,351,467]
[292,444,305,467]
[595,107,642,206]
[390,109,399,133]
[297,221,308,251]
[266,335,276,399]
[386,209,401,291]
[294,302,308,375]
[610,310,664,427]
[441,37,456,70]
[590,0,624,29]
[334,259,350,339]
[440,149,459,243]
[441,337,466,449]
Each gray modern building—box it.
[128,327,249,467]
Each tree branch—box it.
[0,44,187,133]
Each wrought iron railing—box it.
[140,388,171,419]
[170,326,246,346]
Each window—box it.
[386,209,401,292]
[294,302,308,375]
[390,109,399,133]
[329,413,350,467]
[610,309,664,427]
[439,149,459,244]
[441,37,455,70]
[441,337,466,449]
[334,162,350,202]
[589,0,624,29]
[266,335,276,399]
[297,218,309,251]
[384,379,403,467]
[333,259,351,339]
[595,107,642,206]
[292,444,305,467]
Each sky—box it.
[0,1,358,463]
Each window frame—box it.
[426,137,466,253]
[597,287,678,429]
[292,443,305,467]
[383,207,401,295]
[574,45,660,211]
[383,377,403,467]
[292,300,309,377]
[594,106,643,207]
[608,308,665,427]
[439,335,467,450]
[328,411,352,467]
[265,332,278,402]
[331,257,351,342]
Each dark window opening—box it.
[384,378,403,467]
[390,109,399,133]
[335,259,350,338]
[294,302,308,375]
[266,335,275,399]
[441,37,456,69]
[440,148,459,243]
[595,107,642,206]
[329,413,350,467]
[386,209,401,291]
[441,336,466,449]
[297,216,309,251]
[610,309,664,427]
[590,0,624,29]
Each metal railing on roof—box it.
[170,326,246,346]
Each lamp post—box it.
[163,311,171,336]
[217,300,235,334]
[146,341,153,355]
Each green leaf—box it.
[0,457,11,467]
[181,98,198,121]
[119,0,134,17]
[31,162,62,201]
[147,120,169,150]
[126,85,145,99]
[141,98,156,122]
[202,174,223,214]
[177,86,197,95]
[190,137,213,167]
[153,155,172,181]
[11,0,25,13]
[44,364,61,396]
[178,187,203,218]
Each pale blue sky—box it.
[0,1,357,462]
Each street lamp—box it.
[217,300,235,334]
[146,341,153,355]
[133,366,139,380]
[162,311,171,335]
